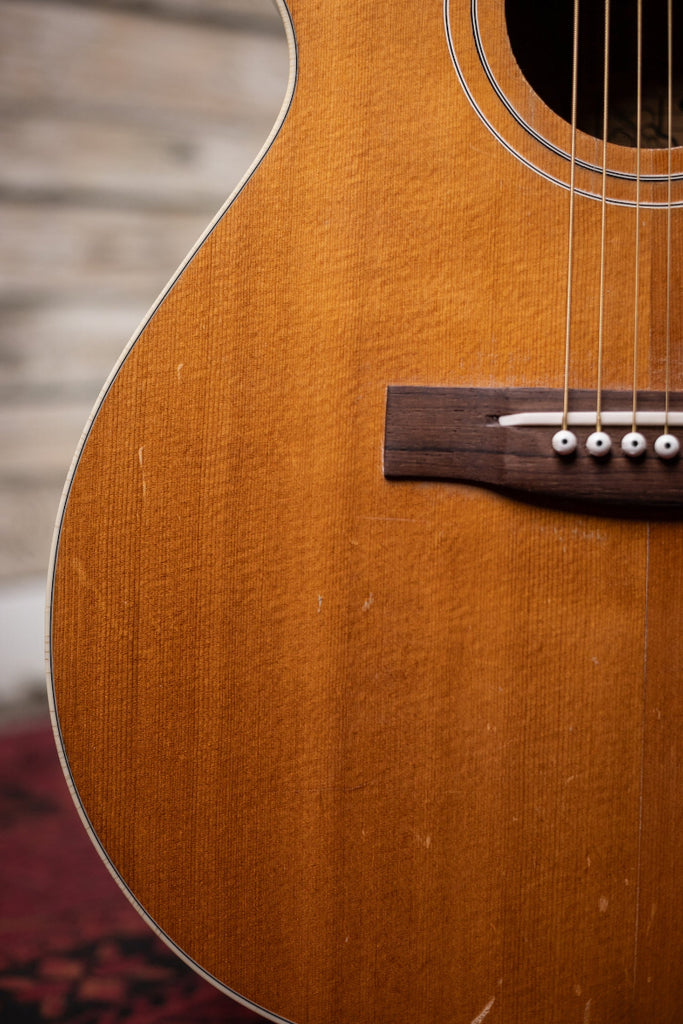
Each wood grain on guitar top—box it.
[50,2,681,1022]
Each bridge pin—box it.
[621,432,647,458]
[551,429,577,455]
[654,434,680,460]
[586,431,612,457]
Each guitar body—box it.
[49,2,681,1022]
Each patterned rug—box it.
[0,721,260,1023]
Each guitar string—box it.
[665,0,673,433]
[562,0,581,432]
[596,0,611,433]
[631,0,643,434]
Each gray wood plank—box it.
[0,0,290,586]
[0,297,148,396]
[0,402,94,577]
[0,201,220,299]
[0,112,275,208]
[0,481,66,579]
[0,401,91,480]
[29,0,284,32]
[0,0,289,127]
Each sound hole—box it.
[505,0,683,148]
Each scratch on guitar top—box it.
[470,996,495,1023]
[138,446,147,496]
[176,362,184,381]
[362,593,374,612]
[583,998,593,1024]
[317,595,323,613]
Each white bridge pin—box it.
[551,429,578,455]
[654,434,680,460]
[586,431,612,457]
[621,432,647,458]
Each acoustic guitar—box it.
[48,1,681,1021]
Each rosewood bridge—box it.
[383,387,683,511]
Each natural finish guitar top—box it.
[49,2,681,1022]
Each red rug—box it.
[0,721,261,1023]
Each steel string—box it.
[562,0,581,432]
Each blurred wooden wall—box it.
[0,0,289,586]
